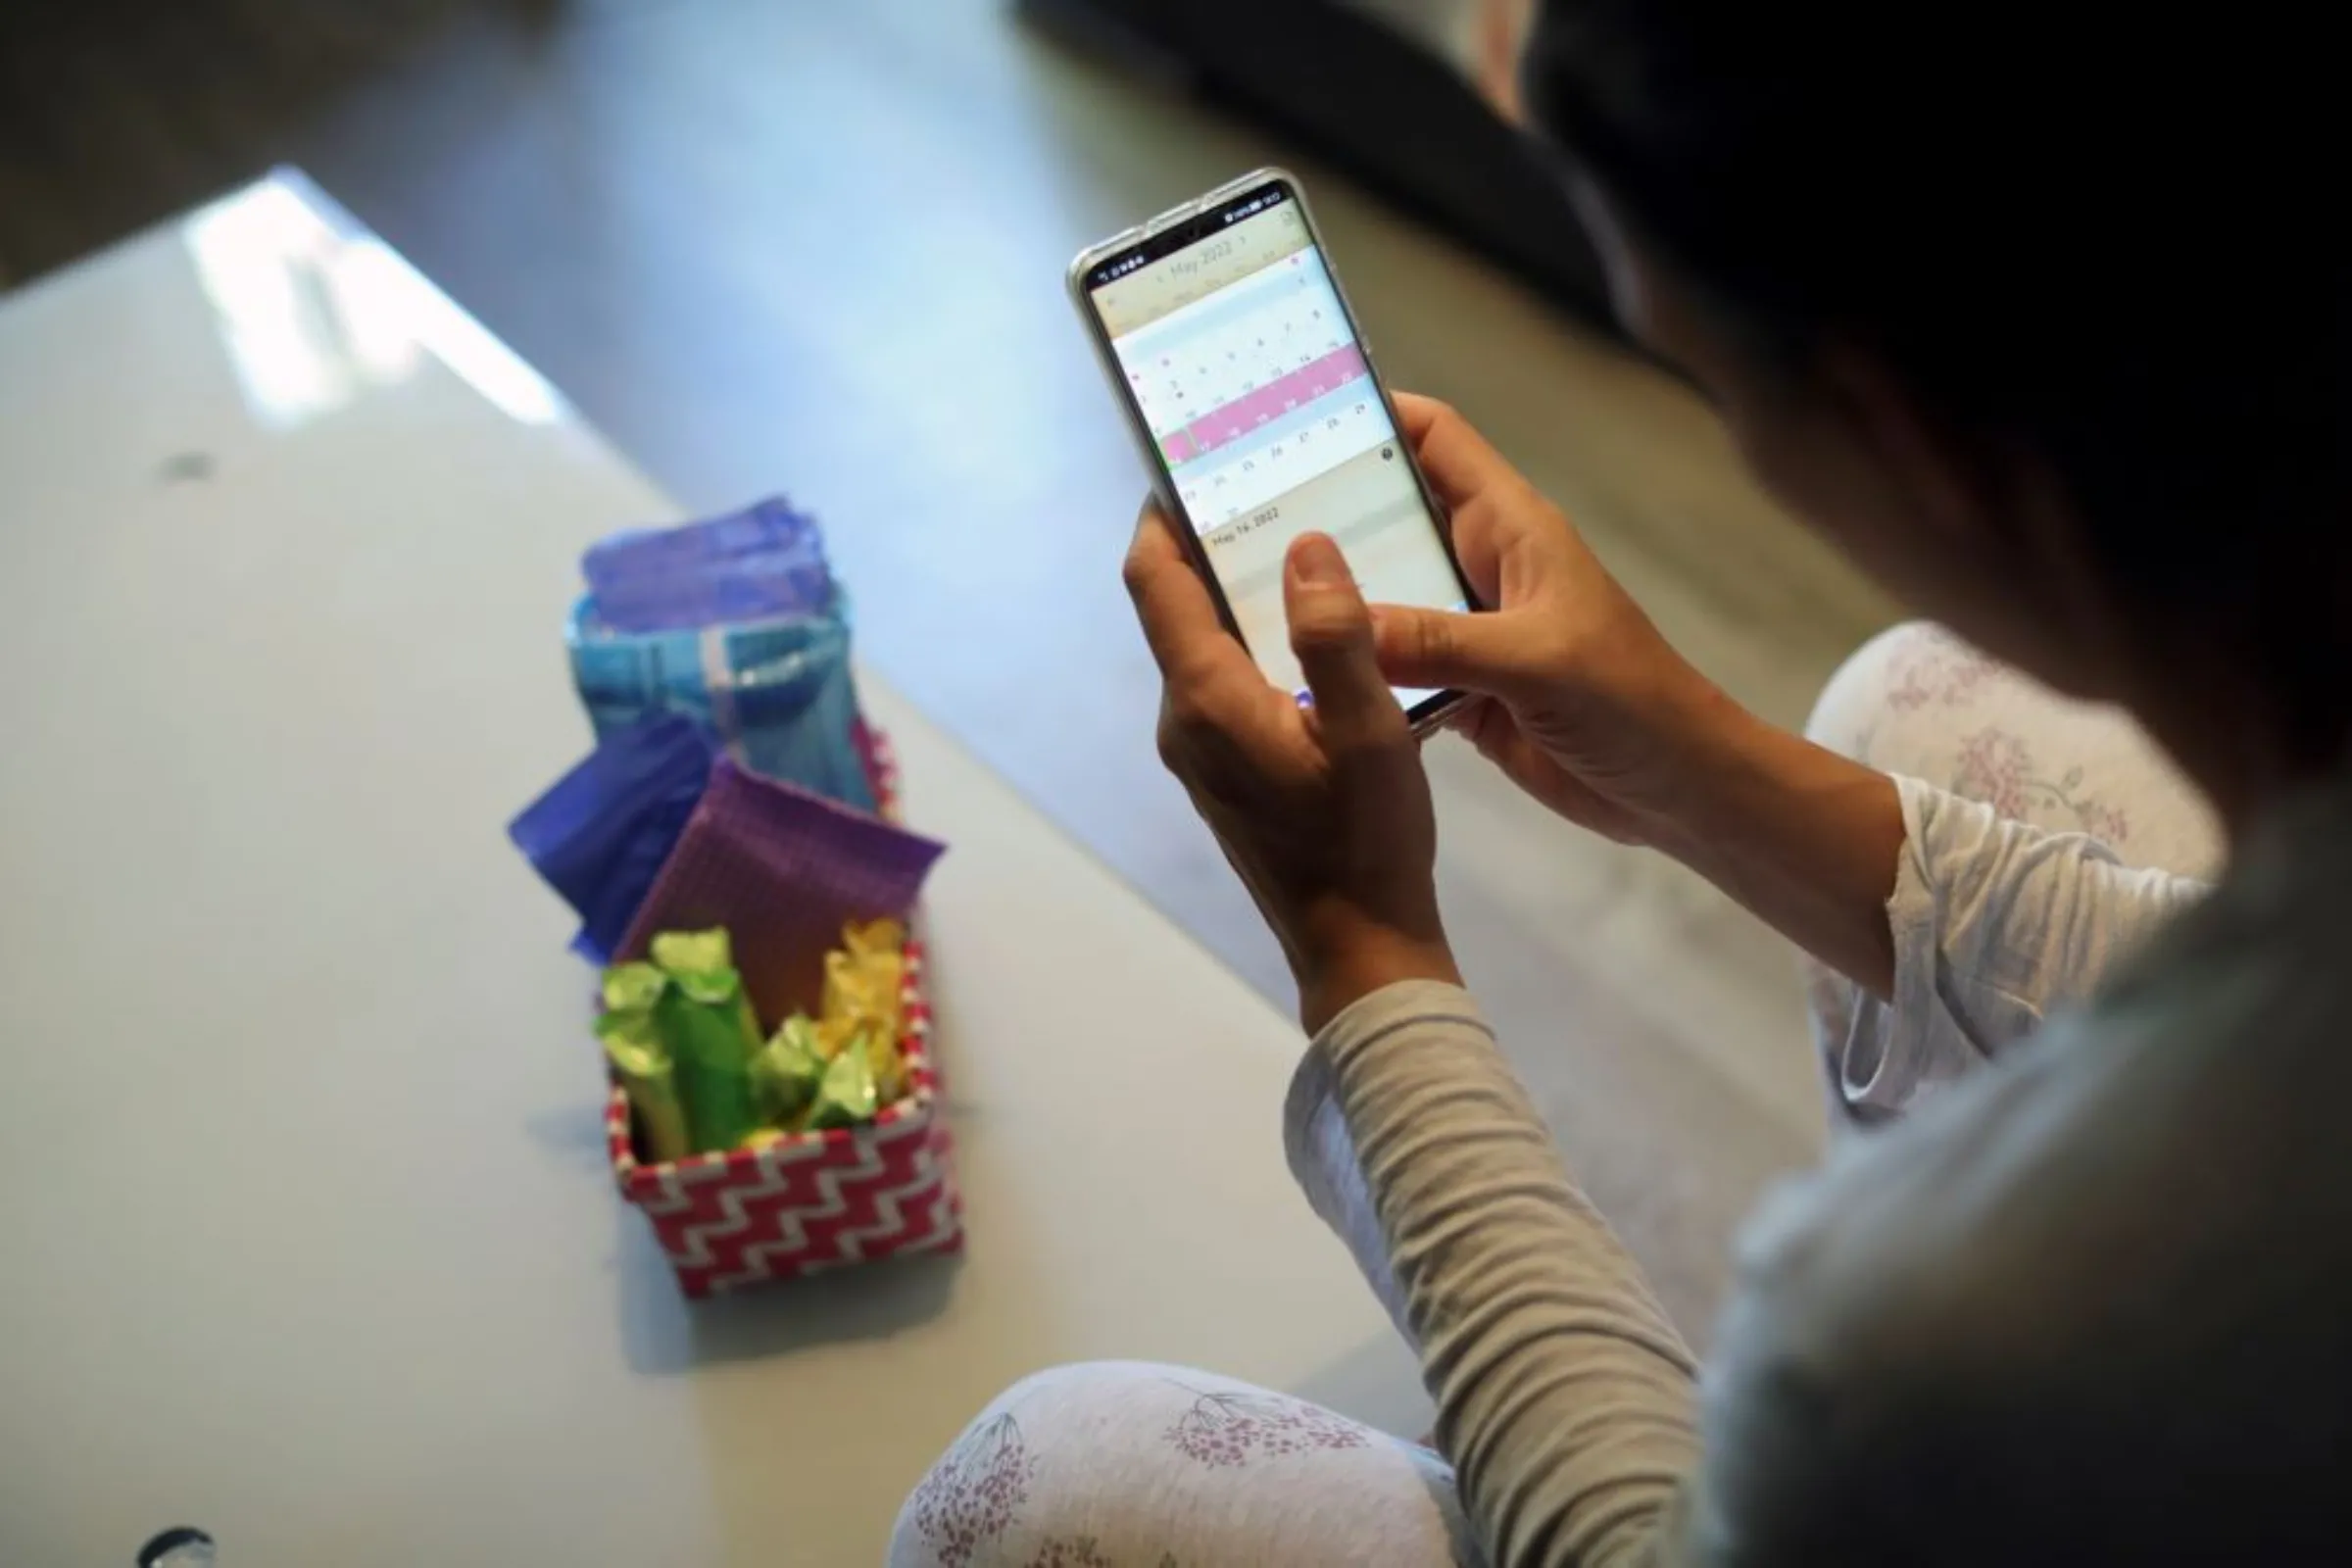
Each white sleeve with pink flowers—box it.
[1828,775,2211,1119]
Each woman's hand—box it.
[1124,503,1461,1034]
[1371,394,1745,847]
[1375,394,1905,996]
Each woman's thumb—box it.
[1370,603,1529,698]
[1284,533,1397,741]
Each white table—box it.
[0,173,1417,1567]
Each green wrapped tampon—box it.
[650,928,735,980]
[598,1007,690,1164]
[650,929,765,1154]
[752,1013,826,1125]
[603,961,669,1015]
[805,1035,880,1131]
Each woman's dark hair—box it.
[1524,1,2343,754]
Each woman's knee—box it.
[1803,619,1955,761]
[890,1361,1462,1567]
[888,1361,1196,1567]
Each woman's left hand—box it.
[1123,501,1461,1033]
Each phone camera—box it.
[1381,446,1395,461]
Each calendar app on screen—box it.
[1088,197,1465,705]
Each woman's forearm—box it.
[1287,983,1701,1566]
[1633,688,1904,999]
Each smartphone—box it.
[1068,168,1477,730]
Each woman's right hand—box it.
[1378,394,1907,996]
[1373,394,1749,848]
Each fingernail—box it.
[1291,532,1347,588]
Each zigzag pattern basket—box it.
[606,941,961,1297]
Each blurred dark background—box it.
[3,0,1607,315]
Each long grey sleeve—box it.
[1285,982,1701,1566]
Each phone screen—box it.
[1082,179,1470,717]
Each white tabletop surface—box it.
[0,173,1414,1567]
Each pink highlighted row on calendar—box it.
[1157,343,1368,466]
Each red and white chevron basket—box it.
[604,723,960,1297]
[605,941,961,1297]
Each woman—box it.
[896,0,2341,1561]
